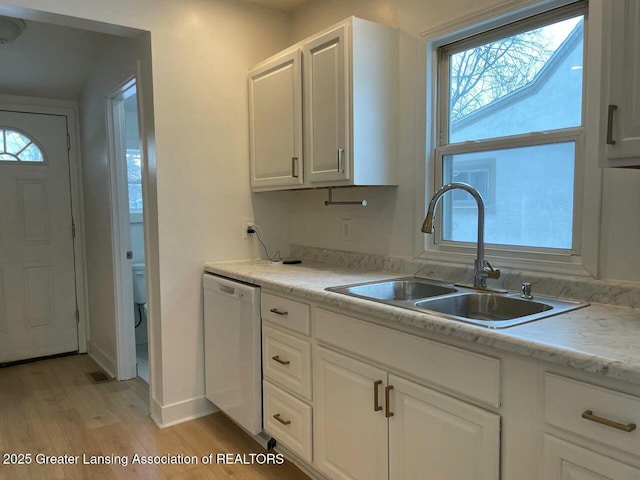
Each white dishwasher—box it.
[203,273,262,436]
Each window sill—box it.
[418,248,593,278]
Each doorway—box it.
[107,79,148,382]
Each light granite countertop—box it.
[204,259,640,385]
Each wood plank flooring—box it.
[0,354,310,480]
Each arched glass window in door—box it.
[0,128,45,162]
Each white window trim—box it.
[415,0,604,278]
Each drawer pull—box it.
[337,148,345,173]
[606,104,617,145]
[385,385,394,418]
[269,308,288,316]
[272,355,290,366]
[581,410,636,432]
[373,380,383,412]
[273,413,291,426]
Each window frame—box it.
[418,0,598,276]
[0,126,47,164]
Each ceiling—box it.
[0,18,115,100]
[0,0,304,101]
[240,0,309,12]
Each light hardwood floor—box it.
[0,354,310,480]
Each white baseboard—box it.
[150,395,218,428]
[87,341,117,378]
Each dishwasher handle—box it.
[218,284,235,295]
[203,274,258,303]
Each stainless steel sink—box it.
[329,278,457,302]
[416,292,553,319]
[326,277,588,329]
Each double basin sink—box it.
[326,277,588,329]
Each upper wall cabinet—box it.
[249,49,304,189]
[601,0,640,168]
[249,17,399,191]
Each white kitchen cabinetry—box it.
[542,372,640,479]
[260,293,313,462]
[249,17,398,191]
[389,375,500,480]
[263,380,313,462]
[314,343,500,480]
[601,0,640,167]
[304,19,398,186]
[314,346,389,480]
[249,49,304,189]
[543,435,640,480]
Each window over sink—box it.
[428,2,587,266]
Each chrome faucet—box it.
[421,182,500,289]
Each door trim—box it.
[0,94,89,356]
[106,77,139,381]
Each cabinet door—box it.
[249,49,303,189]
[314,346,387,480]
[543,435,640,479]
[304,24,351,183]
[605,0,640,164]
[388,375,500,480]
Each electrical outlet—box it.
[242,219,255,239]
[341,219,352,241]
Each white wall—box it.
[79,34,141,377]
[0,0,293,425]
[288,0,640,283]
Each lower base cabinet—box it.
[543,435,640,480]
[263,380,313,462]
[314,345,500,480]
[314,346,388,480]
[389,375,500,480]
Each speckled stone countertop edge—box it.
[204,260,640,386]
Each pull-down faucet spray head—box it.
[421,212,435,234]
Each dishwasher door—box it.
[203,273,261,435]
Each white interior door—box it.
[0,110,78,363]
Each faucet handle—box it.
[521,282,533,299]
[484,261,501,279]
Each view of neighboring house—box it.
[443,21,584,249]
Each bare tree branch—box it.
[449,28,555,121]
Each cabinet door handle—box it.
[385,385,394,418]
[373,380,383,412]
[292,157,299,178]
[337,148,345,173]
[269,308,288,316]
[272,355,290,366]
[273,413,291,426]
[606,104,617,145]
[582,410,636,432]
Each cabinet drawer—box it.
[263,325,312,400]
[544,373,640,456]
[262,292,310,335]
[263,380,312,462]
[314,308,501,407]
